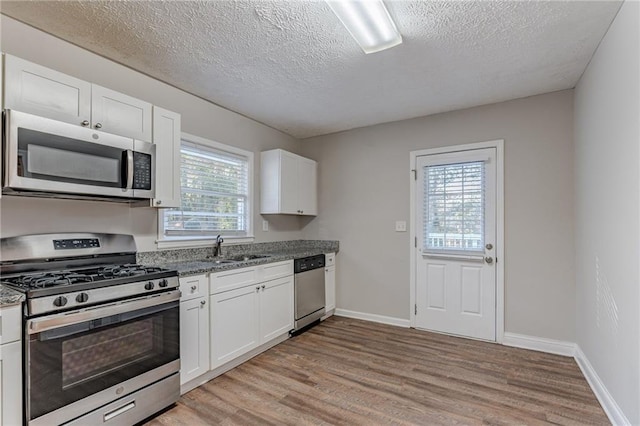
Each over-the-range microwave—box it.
[2,110,155,201]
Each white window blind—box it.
[163,141,249,237]
[423,161,485,252]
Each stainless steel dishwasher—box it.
[293,254,326,332]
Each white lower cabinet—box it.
[210,285,260,369]
[210,261,294,370]
[0,304,22,426]
[179,275,210,386]
[324,253,336,316]
[259,277,294,343]
[179,297,210,385]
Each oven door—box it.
[26,291,180,425]
[4,110,155,199]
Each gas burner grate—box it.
[9,271,95,289]
[2,264,170,290]
[99,264,164,278]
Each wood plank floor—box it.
[147,316,609,425]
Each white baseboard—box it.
[502,333,629,425]
[334,308,410,328]
[574,346,630,426]
[502,332,576,357]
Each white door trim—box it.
[409,140,505,343]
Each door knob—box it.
[485,243,493,250]
[94,123,103,129]
[81,120,90,126]
[484,257,494,264]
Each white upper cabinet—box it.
[4,54,91,126]
[91,84,152,141]
[260,149,317,216]
[4,54,152,142]
[297,157,317,215]
[152,107,181,208]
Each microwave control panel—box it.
[132,152,152,190]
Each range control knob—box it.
[76,293,89,303]
[159,279,168,288]
[145,282,155,291]
[53,296,68,307]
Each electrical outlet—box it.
[395,221,407,232]
[262,220,269,232]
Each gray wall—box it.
[0,16,306,251]
[301,90,576,342]
[574,1,639,423]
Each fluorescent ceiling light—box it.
[327,0,402,54]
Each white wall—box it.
[301,90,576,342]
[0,16,305,251]
[574,1,640,423]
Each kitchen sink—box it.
[210,259,238,264]
[228,254,272,262]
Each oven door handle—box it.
[27,290,180,335]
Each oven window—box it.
[61,317,160,389]
[28,301,179,421]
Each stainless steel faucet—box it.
[213,235,224,257]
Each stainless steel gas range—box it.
[0,233,180,425]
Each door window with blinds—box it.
[422,160,485,253]
[162,136,252,240]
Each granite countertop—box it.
[139,240,339,277]
[0,284,25,308]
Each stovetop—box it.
[2,264,170,291]
[0,233,180,316]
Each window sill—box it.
[156,235,255,250]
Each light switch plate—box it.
[395,221,407,232]
[262,220,269,232]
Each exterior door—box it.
[415,147,497,341]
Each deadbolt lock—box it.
[485,243,493,250]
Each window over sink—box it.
[157,133,253,248]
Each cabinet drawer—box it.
[179,274,207,302]
[260,260,293,282]
[210,267,258,294]
[325,253,335,265]
[0,305,21,345]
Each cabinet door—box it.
[1,341,22,426]
[259,276,294,343]
[325,266,336,313]
[152,107,181,208]
[180,297,210,385]
[91,84,153,141]
[210,286,259,369]
[279,150,299,214]
[297,157,317,216]
[4,54,91,126]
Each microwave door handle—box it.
[125,149,134,190]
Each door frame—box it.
[409,139,505,343]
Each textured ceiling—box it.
[0,1,622,139]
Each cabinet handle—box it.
[256,286,260,292]
[156,200,162,205]
[94,123,103,129]
[81,120,90,126]
[200,300,206,306]
[191,285,197,291]
[261,284,266,290]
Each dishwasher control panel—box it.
[294,254,325,273]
